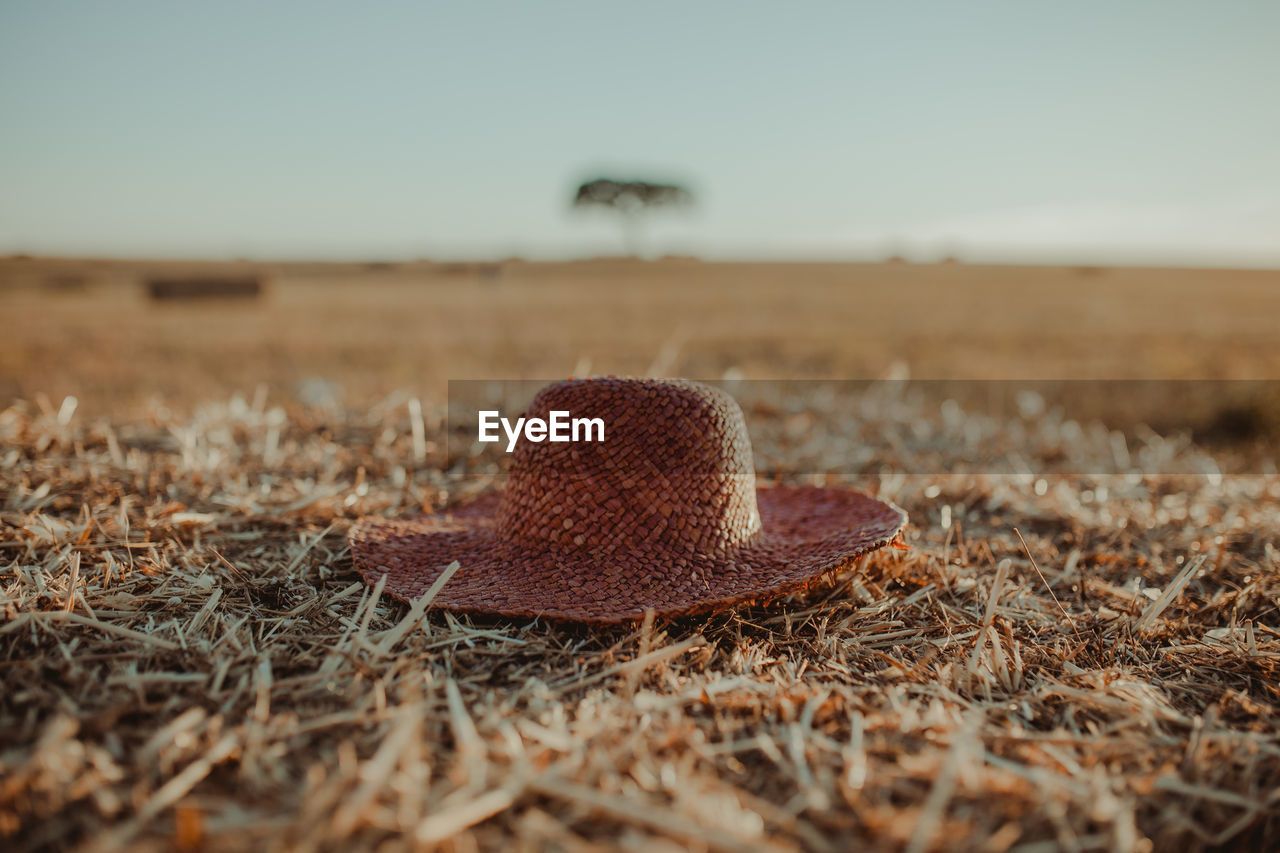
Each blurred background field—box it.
[5,256,1280,419]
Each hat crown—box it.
[496,378,762,558]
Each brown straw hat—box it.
[350,378,907,622]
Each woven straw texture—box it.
[351,378,906,622]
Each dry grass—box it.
[3,380,1278,851]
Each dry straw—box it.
[1,383,1278,851]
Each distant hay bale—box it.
[436,262,502,281]
[145,276,263,301]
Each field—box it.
[5,257,1280,414]
[2,257,1279,851]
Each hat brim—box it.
[349,485,907,623]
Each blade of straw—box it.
[1135,554,1207,634]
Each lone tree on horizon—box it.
[571,177,694,256]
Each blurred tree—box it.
[572,178,694,256]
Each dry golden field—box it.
[2,256,1279,852]
[4,257,1280,417]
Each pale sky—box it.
[2,1,1278,265]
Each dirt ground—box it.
[2,256,1279,851]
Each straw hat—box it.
[350,378,907,622]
